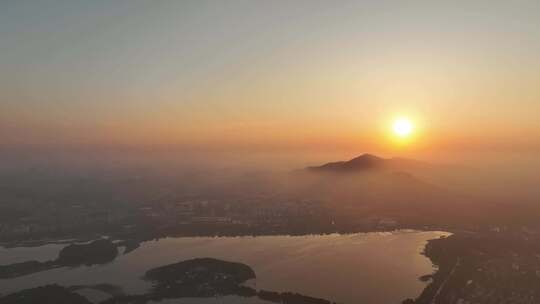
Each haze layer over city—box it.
[1,1,540,304]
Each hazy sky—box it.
[2,0,540,159]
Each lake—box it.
[0,230,448,303]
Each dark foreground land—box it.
[0,258,335,304]
[403,229,540,304]
[3,155,540,303]
[0,239,118,279]
[3,229,540,304]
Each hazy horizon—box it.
[3,2,540,303]
[2,0,540,161]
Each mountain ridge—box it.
[307,153,428,173]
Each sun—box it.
[393,118,413,138]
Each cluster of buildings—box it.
[0,197,335,241]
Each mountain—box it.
[300,154,500,225]
[307,153,428,173]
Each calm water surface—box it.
[0,230,448,304]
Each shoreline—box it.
[1,228,454,304]
[0,225,452,248]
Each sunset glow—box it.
[393,118,414,138]
[1,1,539,158]
[2,2,540,304]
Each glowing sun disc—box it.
[393,118,413,137]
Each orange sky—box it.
[1,1,540,160]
